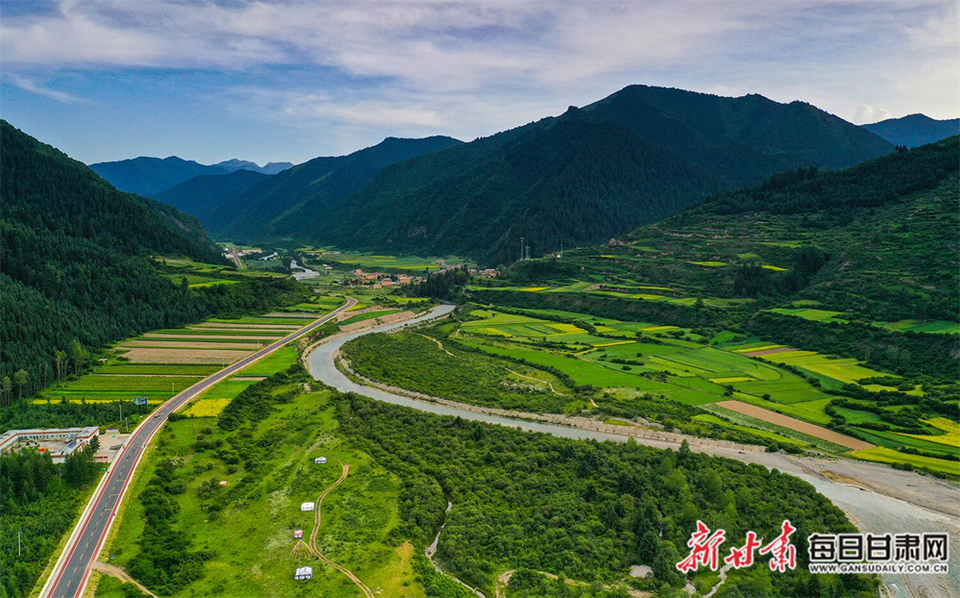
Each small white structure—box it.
[294,566,313,580]
[314,457,327,464]
[301,502,315,512]
[293,529,303,539]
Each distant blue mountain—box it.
[89,156,293,197]
[862,114,960,148]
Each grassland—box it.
[101,385,428,598]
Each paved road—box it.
[40,297,356,598]
[230,248,244,269]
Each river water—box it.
[306,304,960,598]
[290,260,320,281]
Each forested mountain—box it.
[0,121,300,391]
[89,156,292,197]
[324,118,721,263]
[155,169,269,223]
[204,135,462,239]
[498,137,959,378]
[306,85,894,265]
[863,113,960,148]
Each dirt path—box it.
[505,368,563,395]
[307,459,374,598]
[92,563,158,598]
[495,569,648,598]
[418,333,455,357]
[425,502,486,598]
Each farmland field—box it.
[847,447,960,476]
[713,401,871,450]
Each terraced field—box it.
[40,313,316,414]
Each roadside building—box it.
[0,427,99,464]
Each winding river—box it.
[306,304,960,598]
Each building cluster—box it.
[0,427,100,464]
[346,269,422,289]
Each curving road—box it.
[307,304,960,598]
[40,297,356,598]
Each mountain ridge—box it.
[307,84,894,264]
[89,155,293,197]
[862,113,960,148]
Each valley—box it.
[2,74,956,598]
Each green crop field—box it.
[234,345,299,377]
[848,447,959,477]
[768,308,848,323]
[756,350,891,385]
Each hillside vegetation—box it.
[155,169,269,223]
[206,135,462,240]
[313,85,893,264]
[0,121,307,394]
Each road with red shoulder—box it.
[40,298,356,598]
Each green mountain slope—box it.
[325,118,721,263]
[863,114,960,148]
[579,85,894,186]
[316,85,894,264]
[0,121,278,387]
[155,169,269,222]
[207,135,462,240]
[490,137,958,378]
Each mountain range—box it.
[862,114,960,148]
[206,135,463,241]
[156,85,894,264]
[96,85,960,267]
[89,156,292,197]
[308,85,895,264]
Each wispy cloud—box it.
[7,75,85,103]
[2,0,956,163]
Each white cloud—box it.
[3,0,957,160]
[854,105,893,124]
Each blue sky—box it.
[2,0,957,165]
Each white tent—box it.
[314,457,327,464]
[301,502,315,512]
[294,566,313,580]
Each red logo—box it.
[676,520,726,573]
[677,520,797,573]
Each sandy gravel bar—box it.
[715,400,874,451]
